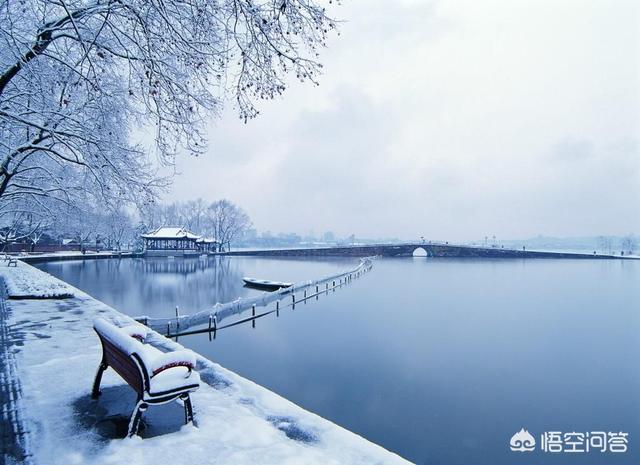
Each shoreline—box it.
[0,261,412,465]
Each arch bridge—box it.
[217,243,627,259]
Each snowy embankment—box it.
[2,262,413,465]
[0,261,74,298]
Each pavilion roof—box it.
[140,227,201,240]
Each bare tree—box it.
[23,211,52,252]
[104,207,134,251]
[1,0,337,222]
[622,236,636,255]
[138,200,166,232]
[138,198,251,251]
[206,199,251,251]
[0,211,37,251]
[182,199,209,233]
[54,200,101,253]
[597,236,613,254]
[0,194,50,251]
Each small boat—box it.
[242,277,293,291]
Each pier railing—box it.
[135,257,375,335]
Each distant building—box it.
[141,227,219,256]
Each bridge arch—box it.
[412,247,428,257]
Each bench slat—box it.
[100,336,144,394]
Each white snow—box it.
[3,262,413,465]
[0,260,75,298]
[94,318,197,380]
[120,323,150,341]
[141,227,201,240]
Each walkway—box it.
[0,288,33,465]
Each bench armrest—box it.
[121,324,149,342]
[149,350,196,377]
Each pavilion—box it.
[141,227,219,256]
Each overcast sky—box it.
[165,0,639,241]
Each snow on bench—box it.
[2,254,17,266]
[92,318,200,437]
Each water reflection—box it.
[38,256,247,318]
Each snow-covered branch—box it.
[1,0,338,223]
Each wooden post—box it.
[208,315,213,341]
[252,304,256,329]
[175,306,180,330]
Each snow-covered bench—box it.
[92,318,200,437]
[1,253,17,267]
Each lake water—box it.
[37,257,640,465]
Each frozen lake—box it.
[37,256,640,464]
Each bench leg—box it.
[127,399,148,437]
[181,393,194,425]
[91,361,108,399]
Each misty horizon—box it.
[154,0,639,242]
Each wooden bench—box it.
[1,254,17,267]
[92,318,200,437]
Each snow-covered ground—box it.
[2,262,413,465]
[0,261,75,298]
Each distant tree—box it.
[622,236,636,255]
[1,0,338,226]
[132,222,149,252]
[322,231,335,242]
[0,195,51,251]
[104,208,134,251]
[54,200,101,253]
[23,212,52,252]
[138,201,165,232]
[206,200,252,251]
[0,211,36,251]
[598,236,613,254]
[183,199,210,233]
